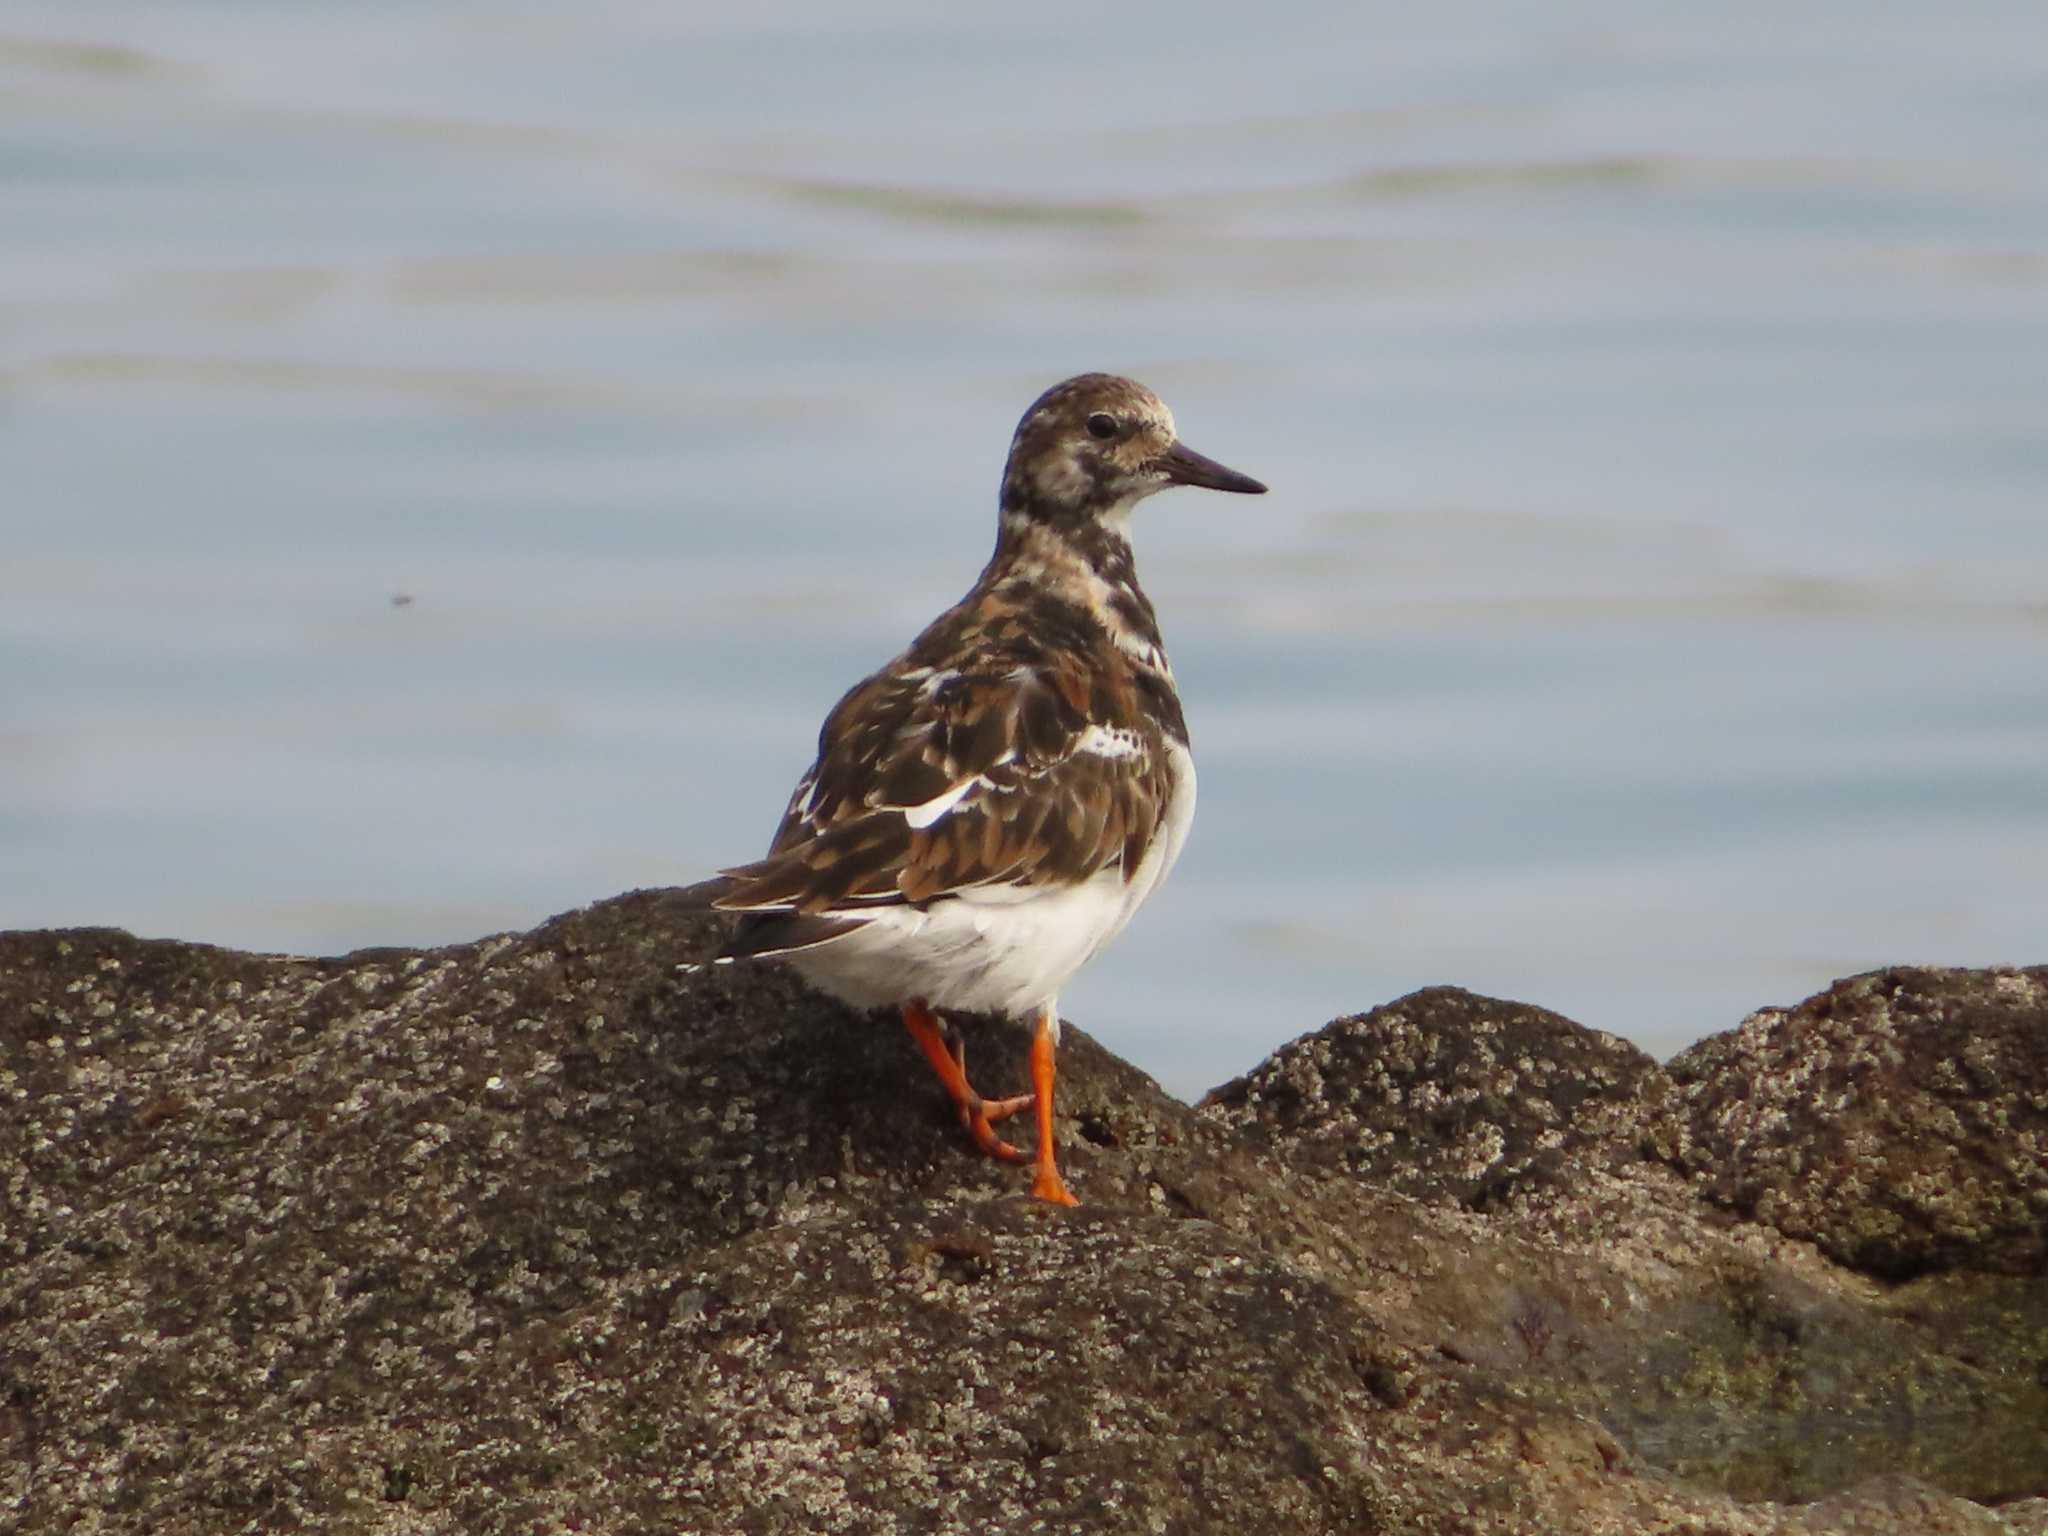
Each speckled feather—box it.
[726,582,1184,915]
[680,373,1264,1017]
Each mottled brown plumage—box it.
[680,373,1265,1203]
[716,594,1179,915]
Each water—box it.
[6,3,2047,1098]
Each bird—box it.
[679,373,1266,1204]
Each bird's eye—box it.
[1086,413,1118,441]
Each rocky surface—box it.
[2,891,2044,1534]
[1202,986,1670,1208]
[1664,967,2048,1279]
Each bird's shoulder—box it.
[716,586,1187,911]
[792,584,1172,832]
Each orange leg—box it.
[943,1026,1033,1129]
[1028,1006,1079,1207]
[900,1001,1032,1164]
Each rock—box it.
[1667,967,2048,1278]
[1796,1475,2038,1535]
[2,896,2044,1533]
[1201,986,1670,1207]
[1202,985,2048,1511]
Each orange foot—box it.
[900,1000,1033,1163]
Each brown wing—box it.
[707,653,1173,915]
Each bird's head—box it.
[999,373,1266,534]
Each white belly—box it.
[793,740,1196,1020]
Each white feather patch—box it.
[901,777,977,829]
[782,733,1197,1021]
[1112,627,1170,673]
[1074,723,1145,761]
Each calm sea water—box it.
[6,3,2047,1097]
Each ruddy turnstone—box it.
[680,373,1265,1204]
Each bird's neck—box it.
[984,508,1171,677]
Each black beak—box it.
[1157,439,1267,495]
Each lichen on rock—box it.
[2,894,2044,1533]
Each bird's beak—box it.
[1156,439,1267,495]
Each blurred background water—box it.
[5,2,2046,1097]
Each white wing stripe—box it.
[901,778,977,829]
[1074,723,1145,760]
[893,723,1140,831]
[894,766,1032,829]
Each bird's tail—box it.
[674,876,868,974]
